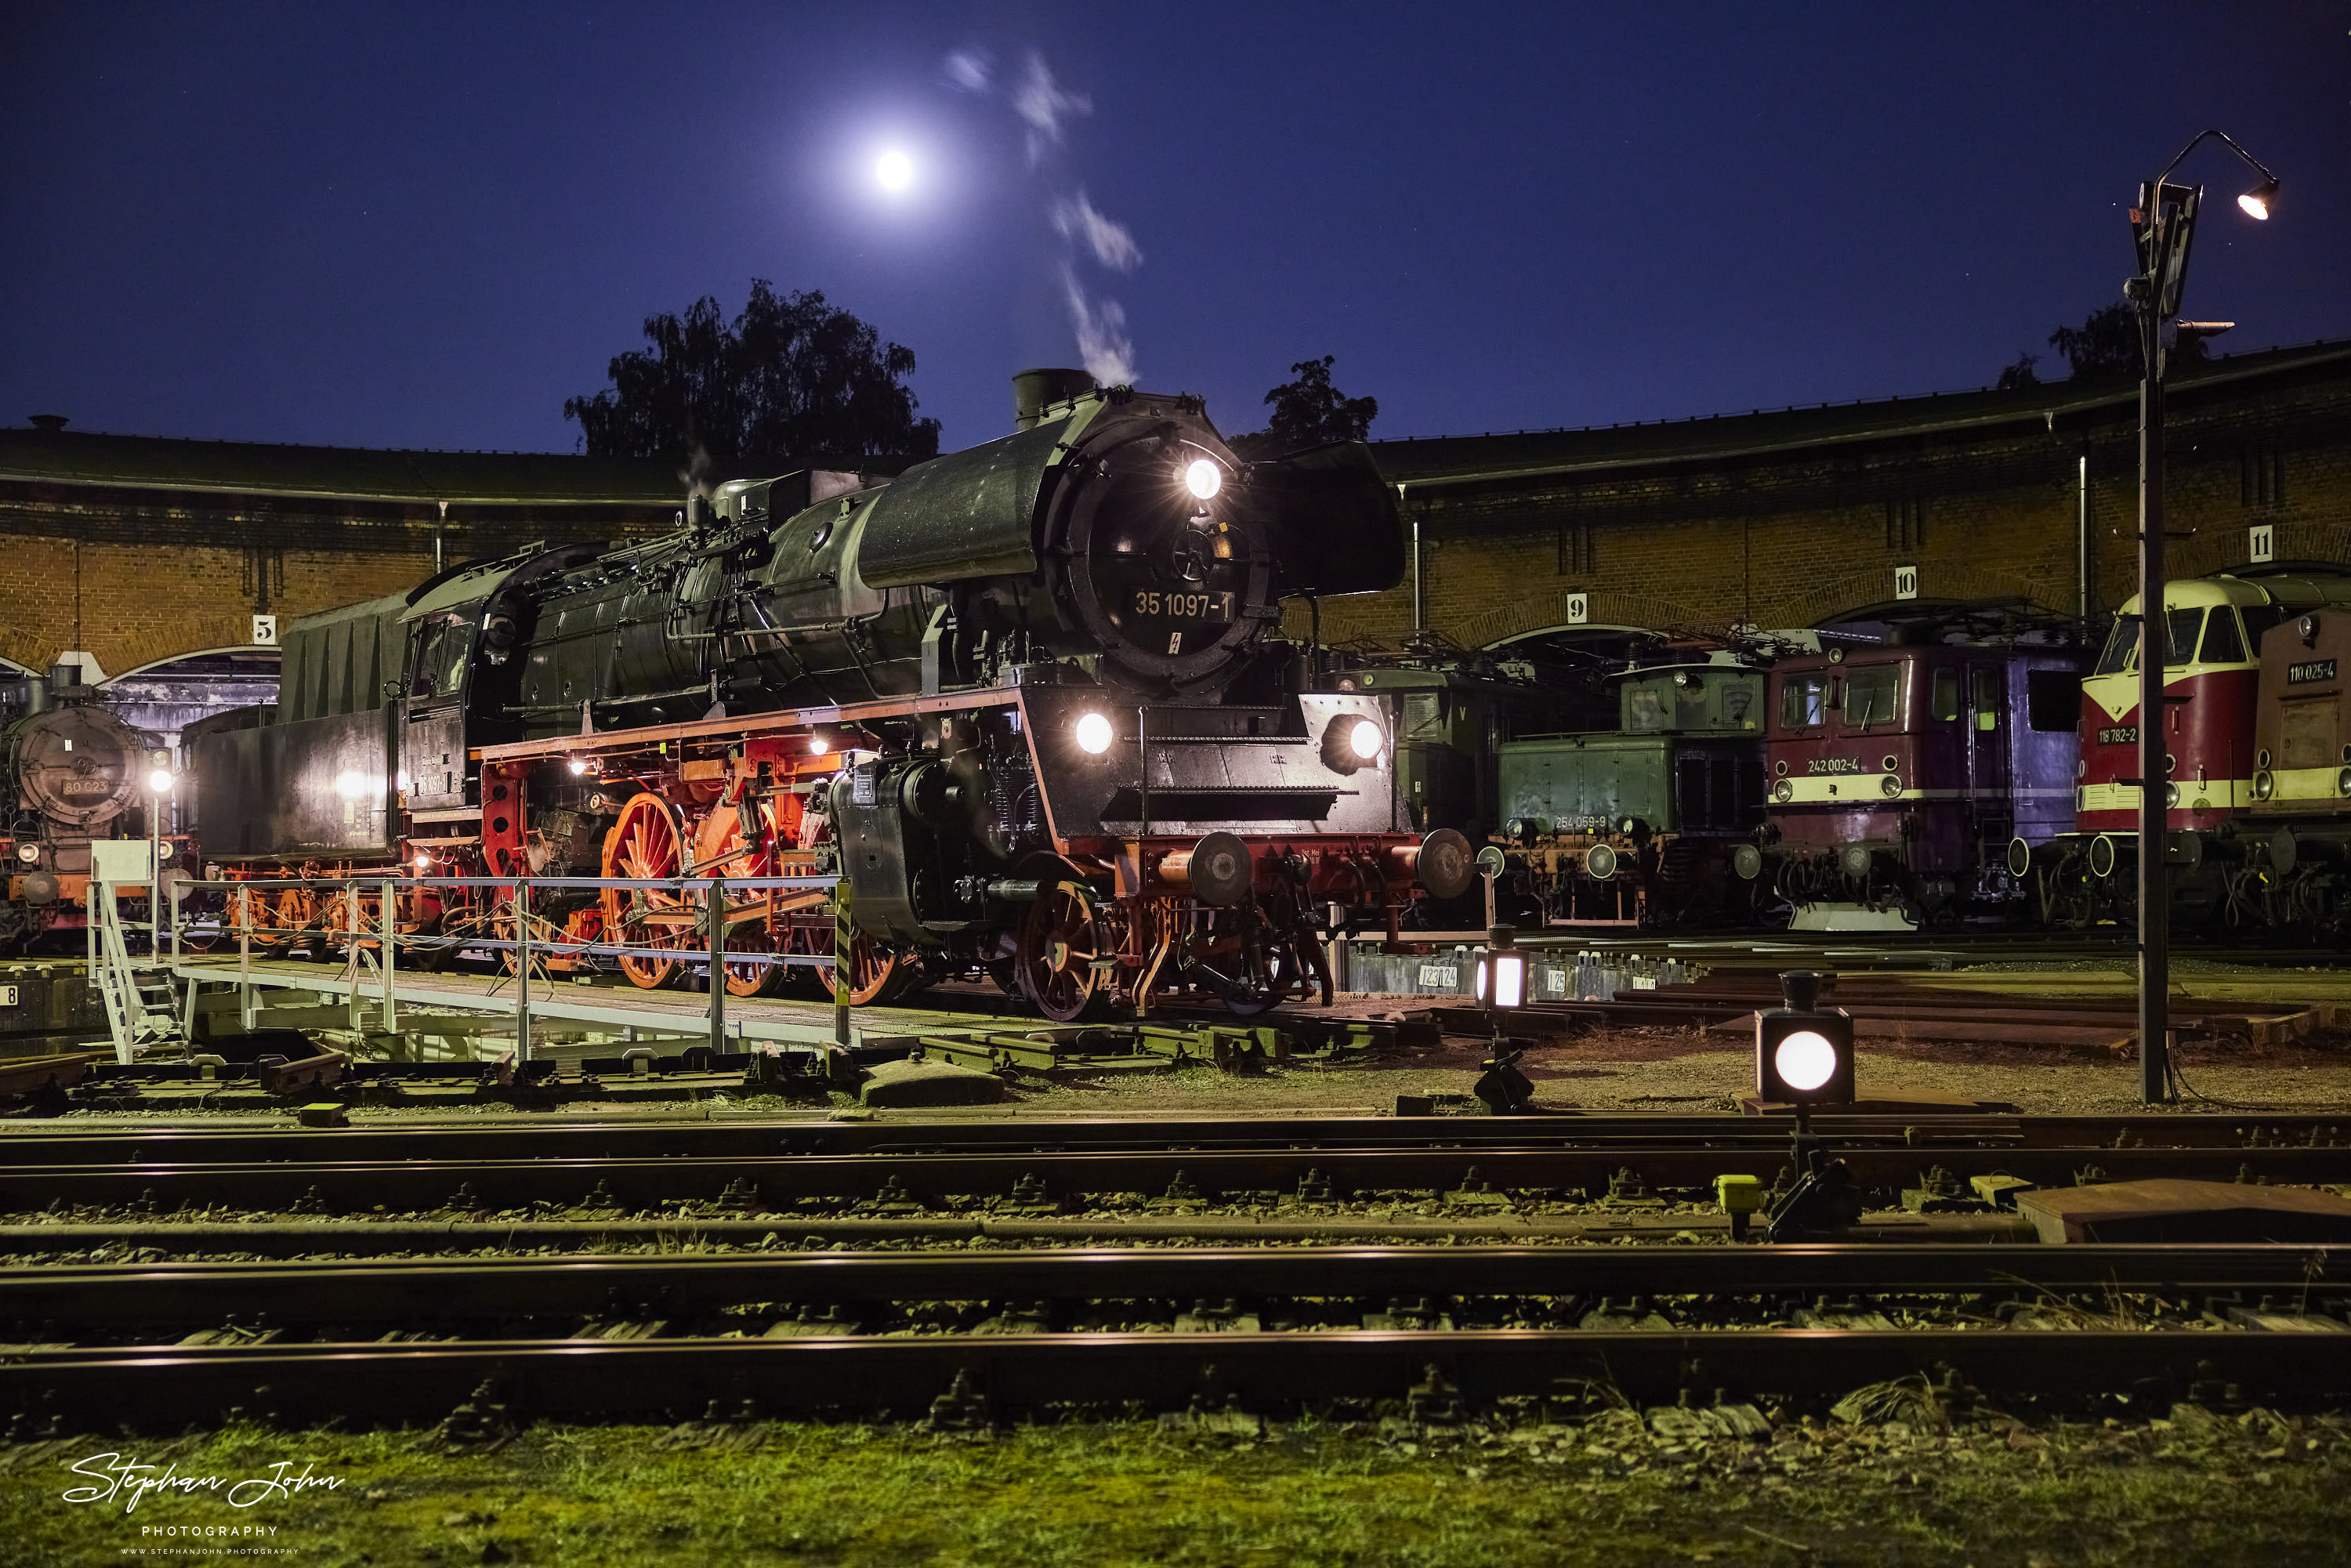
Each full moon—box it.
[875,150,913,192]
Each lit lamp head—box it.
[1755,969,1855,1107]
[2237,176,2278,220]
[1473,924,1527,1012]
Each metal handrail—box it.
[143,868,862,1064]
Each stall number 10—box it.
[1894,565,1919,600]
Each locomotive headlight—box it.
[1773,1030,1838,1093]
[1074,712,1114,755]
[1773,780,1795,804]
[2253,770,2276,801]
[1880,774,1902,798]
[13,843,37,864]
[147,769,176,794]
[1183,458,1222,501]
[1348,719,1384,760]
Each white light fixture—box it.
[2238,176,2278,220]
[1074,712,1114,755]
[414,853,432,871]
[1183,458,1222,501]
[876,149,913,192]
[810,735,831,755]
[14,842,37,864]
[1348,719,1384,760]
[1473,925,1527,1011]
[1773,1030,1838,1093]
[567,756,591,776]
[147,769,175,794]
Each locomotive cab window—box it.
[405,613,472,701]
[2163,607,2205,669]
[1842,666,1898,729]
[2197,607,2248,665]
[2093,617,2137,676]
[1930,668,1960,722]
[1778,675,1828,730]
[1969,667,1998,730]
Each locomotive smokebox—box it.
[1012,368,1097,431]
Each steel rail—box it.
[9,1144,2351,1212]
[8,1329,2348,1429]
[0,1215,2031,1257]
[7,1113,2344,1170]
[8,1244,2343,1332]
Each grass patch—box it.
[3,1410,2349,1566]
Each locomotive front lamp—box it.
[147,768,175,794]
[1074,712,1114,755]
[1473,924,1527,1011]
[1755,969,1855,1107]
[14,843,38,864]
[1348,719,1384,761]
[1183,458,1222,501]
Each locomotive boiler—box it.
[197,370,1473,1017]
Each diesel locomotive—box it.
[2010,571,2351,929]
[194,370,1473,1018]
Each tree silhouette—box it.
[1231,356,1378,458]
[564,281,940,467]
[2044,302,2206,382]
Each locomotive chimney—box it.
[1012,368,1096,432]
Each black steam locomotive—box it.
[196,370,1472,1017]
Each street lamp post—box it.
[2125,129,2279,1105]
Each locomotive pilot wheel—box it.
[1017,879,1107,1023]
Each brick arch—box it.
[1445,587,1723,649]
[2169,519,2351,580]
[103,644,281,683]
[1773,562,2067,629]
[104,616,277,679]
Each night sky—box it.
[4,3,2346,458]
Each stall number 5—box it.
[1893,566,1919,601]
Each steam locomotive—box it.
[0,665,183,950]
[194,370,1473,1018]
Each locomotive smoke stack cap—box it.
[1012,368,1096,432]
[44,662,80,697]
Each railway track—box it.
[9,1111,2351,1432]
[5,1243,2349,1430]
[3,1113,2348,1217]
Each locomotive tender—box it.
[196,369,1473,1019]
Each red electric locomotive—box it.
[1741,639,2087,928]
